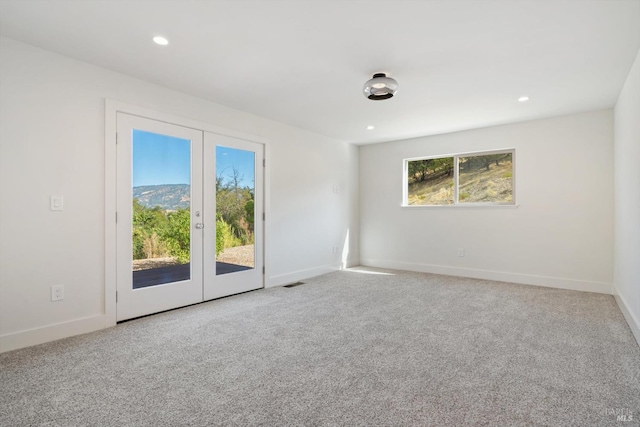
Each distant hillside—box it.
[133,184,190,210]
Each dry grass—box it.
[132,257,180,271]
[132,244,255,271]
[408,161,513,205]
[217,244,255,268]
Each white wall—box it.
[0,37,359,352]
[360,110,614,293]
[614,49,640,345]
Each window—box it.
[404,149,515,206]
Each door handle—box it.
[195,223,204,229]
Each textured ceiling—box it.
[1,0,639,144]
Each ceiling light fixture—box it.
[363,73,398,100]
[366,125,375,130]
[153,36,169,46]
[518,96,530,102]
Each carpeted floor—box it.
[1,268,639,426]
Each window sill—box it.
[401,204,519,209]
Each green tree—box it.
[215,215,225,256]
[244,199,255,231]
[408,159,431,182]
[216,216,241,253]
[408,158,454,183]
[462,153,509,171]
[431,157,454,176]
[216,169,255,247]
[161,208,191,264]
[132,199,169,260]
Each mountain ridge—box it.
[133,184,190,210]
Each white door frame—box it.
[105,100,269,327]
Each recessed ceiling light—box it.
[366,125,375,130]
[153,36,169,46]
[518,96,530,102]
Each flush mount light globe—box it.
[363,73,398,100]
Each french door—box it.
[116,113,263,321]
[203,133,264,301]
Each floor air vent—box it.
[284,281,305,288]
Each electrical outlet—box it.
[457,248,465,257]
[51,285,64,301]
[333,246,339,254]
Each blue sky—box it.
[132,130,255,188]
[132,130,190,187]
[216,145,255,189]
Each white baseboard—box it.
[267,263,340,288]
[345,257,360,269]
[1,263,342,352]
[0,315,107,353]
[613,287,640,347]
[360,259,613,295]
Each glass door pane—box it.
[215,145,255,275]
[131,130,191,288]
[117,112,203,322]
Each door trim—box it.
[105,99,269,327]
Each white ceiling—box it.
[1,0,639,144]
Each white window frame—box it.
[402,148,516,208]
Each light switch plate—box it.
[50,195,63,211]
